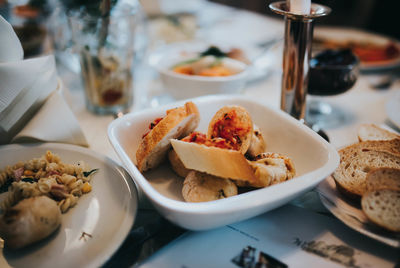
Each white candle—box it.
[288,0,311,14]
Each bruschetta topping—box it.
[142,117,163,138]
[209,110,251,150]
[182,132,234,150]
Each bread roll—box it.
[0,196,61,249]
[182,171,238,202]
[168,149,191,178]
[136,101,200,172]
[237,152,296,188]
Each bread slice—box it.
[136,102,200,172]
[361,189,400,232]
[358,124,400,142]
[170,139,257,183]
[207,105,253,154]
[366,167,400,192]
[337,139,400,163]
[333,150,400,199]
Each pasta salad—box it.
[0,151,97,213]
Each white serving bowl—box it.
[149,43,249,100]
[108,95,339,231]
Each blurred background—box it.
[1,0,399,59]
[211,0,400,40]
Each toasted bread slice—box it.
[358,124,400,142]
[136,102,199,172]
[366,167,400,192]
[182,171,238,202]
[333,150,400,199]
[207,105,253,154]
[170,139,257,183]
[337,140,400,163]
[361,189,400,232]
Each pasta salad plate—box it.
[0,143,138,268]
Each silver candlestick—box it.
[270,1,330,121]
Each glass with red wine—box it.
[306,49,359,129]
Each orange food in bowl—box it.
[173,65,194,75]
[198,66,232,76]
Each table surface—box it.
[56,2,400,267]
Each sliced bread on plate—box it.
[358,124,400,142]
[361,189,400,232]
[366,167,400,192]
[333,149,400,199]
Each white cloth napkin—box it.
[0,15,88,147]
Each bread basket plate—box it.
[0,143,138,268]
[317,176,400,248]
[108,95,339,230]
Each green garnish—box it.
[200,46,227,58]
[21,178,35,183]
[84,169,99,177]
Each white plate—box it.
[108,95,339,231]
[0,143,138,268]
[317,176,400,248]
[148,40,280,83]
[385,90,400,129]
[314,26,400,72]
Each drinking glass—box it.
[68,3,139,115]
[306,49,359,129]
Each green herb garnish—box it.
[84,169,99,177]
[200,46,228,58]
[21,178,35,183]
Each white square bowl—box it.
[108,95,339,230]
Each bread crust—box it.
[207,105,253,154]
[171,139,257,183]
[136,102,200,172]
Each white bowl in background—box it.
[108,95,339,230]
[149,42,249,100]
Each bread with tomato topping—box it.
[207,105,253,154]
[136,102,200,172]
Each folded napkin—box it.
[0,15,88,147]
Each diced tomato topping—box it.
[182,132,234,149]
[210,110,251,150]
[142,117,164,138]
